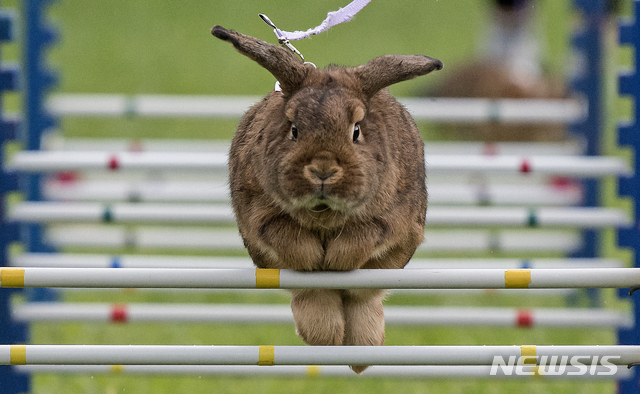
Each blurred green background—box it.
[3,0,634,392]
[45,0,574,142]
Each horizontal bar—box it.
[44,179,231,203]
[2,267,640,289]
[46,94,587,123]
[12,303,633,328]
[43,169,573,190]
[11,253,624,270]
[46,94,261,119]
[43,225,583,253]
[1,345,638,366]
[426,206,630,228]
[402,97,587,123]
[6,151,227,172]
[43,179,583,206]
[8,202,631,228]
[7,151,632,177]
[14,364,633,379]
[43,135,586,156]
[8,202,234,224]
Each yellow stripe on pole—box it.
[0,268,25,288]
[505,269,531,288]
[255,269,280,289]
[110,365,124,374]
[520,345,537,365]
[10,345,26,365]
[307,365,321,377]
[257,345,275,365]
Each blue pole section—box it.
[617,2,640,393]
[0,5,29,394]
[570,0,607,307]
[22,0,57,302]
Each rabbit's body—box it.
[230,87,427,272]
[212,25,442,373]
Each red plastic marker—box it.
[110,304,128,323]
[519,159,531,174]
[108,155,120,171]
[516,309,534,328]
[56,171,79,183]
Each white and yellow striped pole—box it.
[13,364,634,379]
[1,345,639,366]
[2,267,640,290]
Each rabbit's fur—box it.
[212,26,442,373]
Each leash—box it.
[259,0,371,63]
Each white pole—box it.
[401,97,586,123]
[46,94,586,123]
[7,151,631,177]
[7,151,228,172]
[42,135,586,156]
[46,94,261,119]
[2,267,640,289]
[426,155,632,177]
[12,303,633,328]
[8,202,630,228]
[44,225,583,253]
[43,179,583,206]
[10,253,624,269]
[14,364,633,379]
[1,345,638,366]
[426,206,631,228]
[44,179,231,203]
[45,225,247,250]
[8,202,235,223]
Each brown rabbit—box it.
[211,25,442,373]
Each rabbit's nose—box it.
[303,161,343,185]
[309,168,336,181]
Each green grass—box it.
[2,0,630,392]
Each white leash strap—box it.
[264,0,371,41]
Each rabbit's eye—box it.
[352,123,361,143]
[289,124,298,141]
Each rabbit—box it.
[211,25,442,373]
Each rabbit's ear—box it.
[212,26,310,94]
[354,55,443,98]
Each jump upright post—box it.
[22,0,57,305]
[570,0,608,310]
[616,1,640,392]
[0,3,26,393]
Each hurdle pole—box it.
[9,253,625,269]
[41,135,587,155]
[7,151,632,177]
[42,179,584,206]
[2,267,640,289]
[42,226,585,253]
[13,364,634,379]
[11,303,633,328]
[7,202,631,228]
[46,94,587,123]
[1,345,639,366]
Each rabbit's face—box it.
[267,84,382,228]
